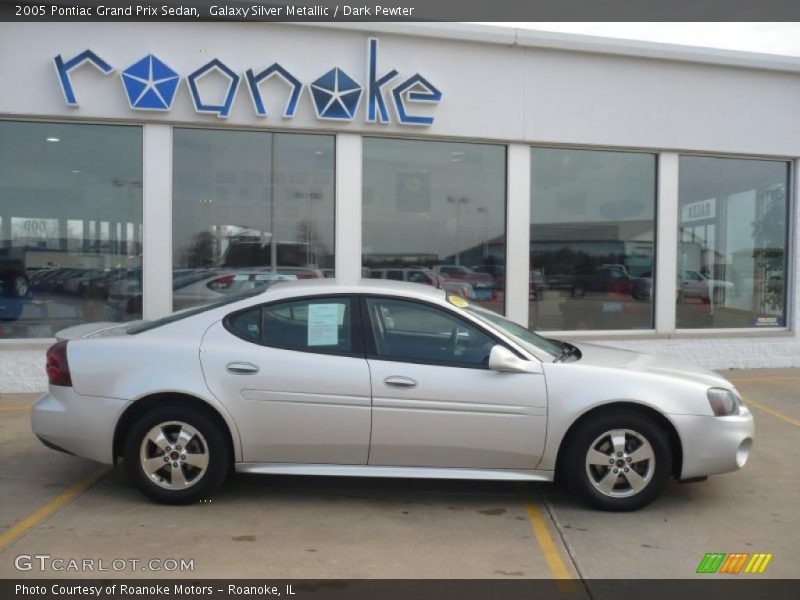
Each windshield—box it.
[127,286,267,335]
[464,304,563,359]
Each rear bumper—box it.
[672,405,755,479]
[31,387,131,464]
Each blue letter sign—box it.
[245,63,304,118]
[366,38,398,123]
[187,59,241,118]
[53,50,114,106]
[53,38,442,125]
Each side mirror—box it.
[488,345,538,374]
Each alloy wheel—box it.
[585,428,655,498]
[139,421,209,490]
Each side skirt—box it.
[235,463,555,482]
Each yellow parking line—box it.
[0,405,32,412]
[728,376,800,383]
[745,397,800,428]
[524,498,573,580]
[0,466,110,552]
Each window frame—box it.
[528,144,659,334]
[0,116,793,344]
[357,294,520,370]
[222,293,365,358]
[0,118,145,341]
[170,126,337,310]
[673,152,793,333]
[361,135,510,316]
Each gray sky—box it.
[473,23,800,57]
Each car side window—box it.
[226,297,353,354]
[364,298,495,368]
[226,307,262,342]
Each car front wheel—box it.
[564,411,672,511]
[124,404,230,504]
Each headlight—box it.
[707,387,741,416]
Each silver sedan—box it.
[32,280,754,510]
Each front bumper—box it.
[672,405,755,479]
[31,387,131,464]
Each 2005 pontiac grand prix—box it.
[32,279,754,510]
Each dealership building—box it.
[1,21,799,391]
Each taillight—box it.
[207,274,235,291]
[46,340,72,387]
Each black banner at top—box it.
[3,0,800,21]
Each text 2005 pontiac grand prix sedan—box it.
[32,279,754,510]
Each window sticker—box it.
[307,303,340,346]
[448,295,469,308]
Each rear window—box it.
[127,287,267,335]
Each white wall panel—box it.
[335,133,363,284]
[523,49,800,156]
[0,23,526,142]
[505,144,531,326]
[3,23,800,154]
[142,124,173,319]
[655,153,678,333]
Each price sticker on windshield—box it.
[448,295,469,308]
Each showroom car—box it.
[32,279,754,511]
[680,269,736,304]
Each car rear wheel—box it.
[124,404,230,504]
[564,411,671,511]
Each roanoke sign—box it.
[53,38,442,125]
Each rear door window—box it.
[225,296,357,355]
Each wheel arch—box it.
[113,392,237,466]
[554,401,683,480]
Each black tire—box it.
[123,403,230,505]
[563,410,672,511]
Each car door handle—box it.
[384,376,418,389]
[226,362,259,375]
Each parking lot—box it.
[0,368,798,580]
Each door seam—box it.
[365,358,374,465]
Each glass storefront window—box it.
[677,156,789,329]
[0,121,142,338]
[530,148,657,331]
[362,138,507,313]
[172,130,334,311]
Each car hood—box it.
[570,341,733,389]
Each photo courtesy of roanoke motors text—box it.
[1,1,799,599]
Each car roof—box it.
[264,278,448,302]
